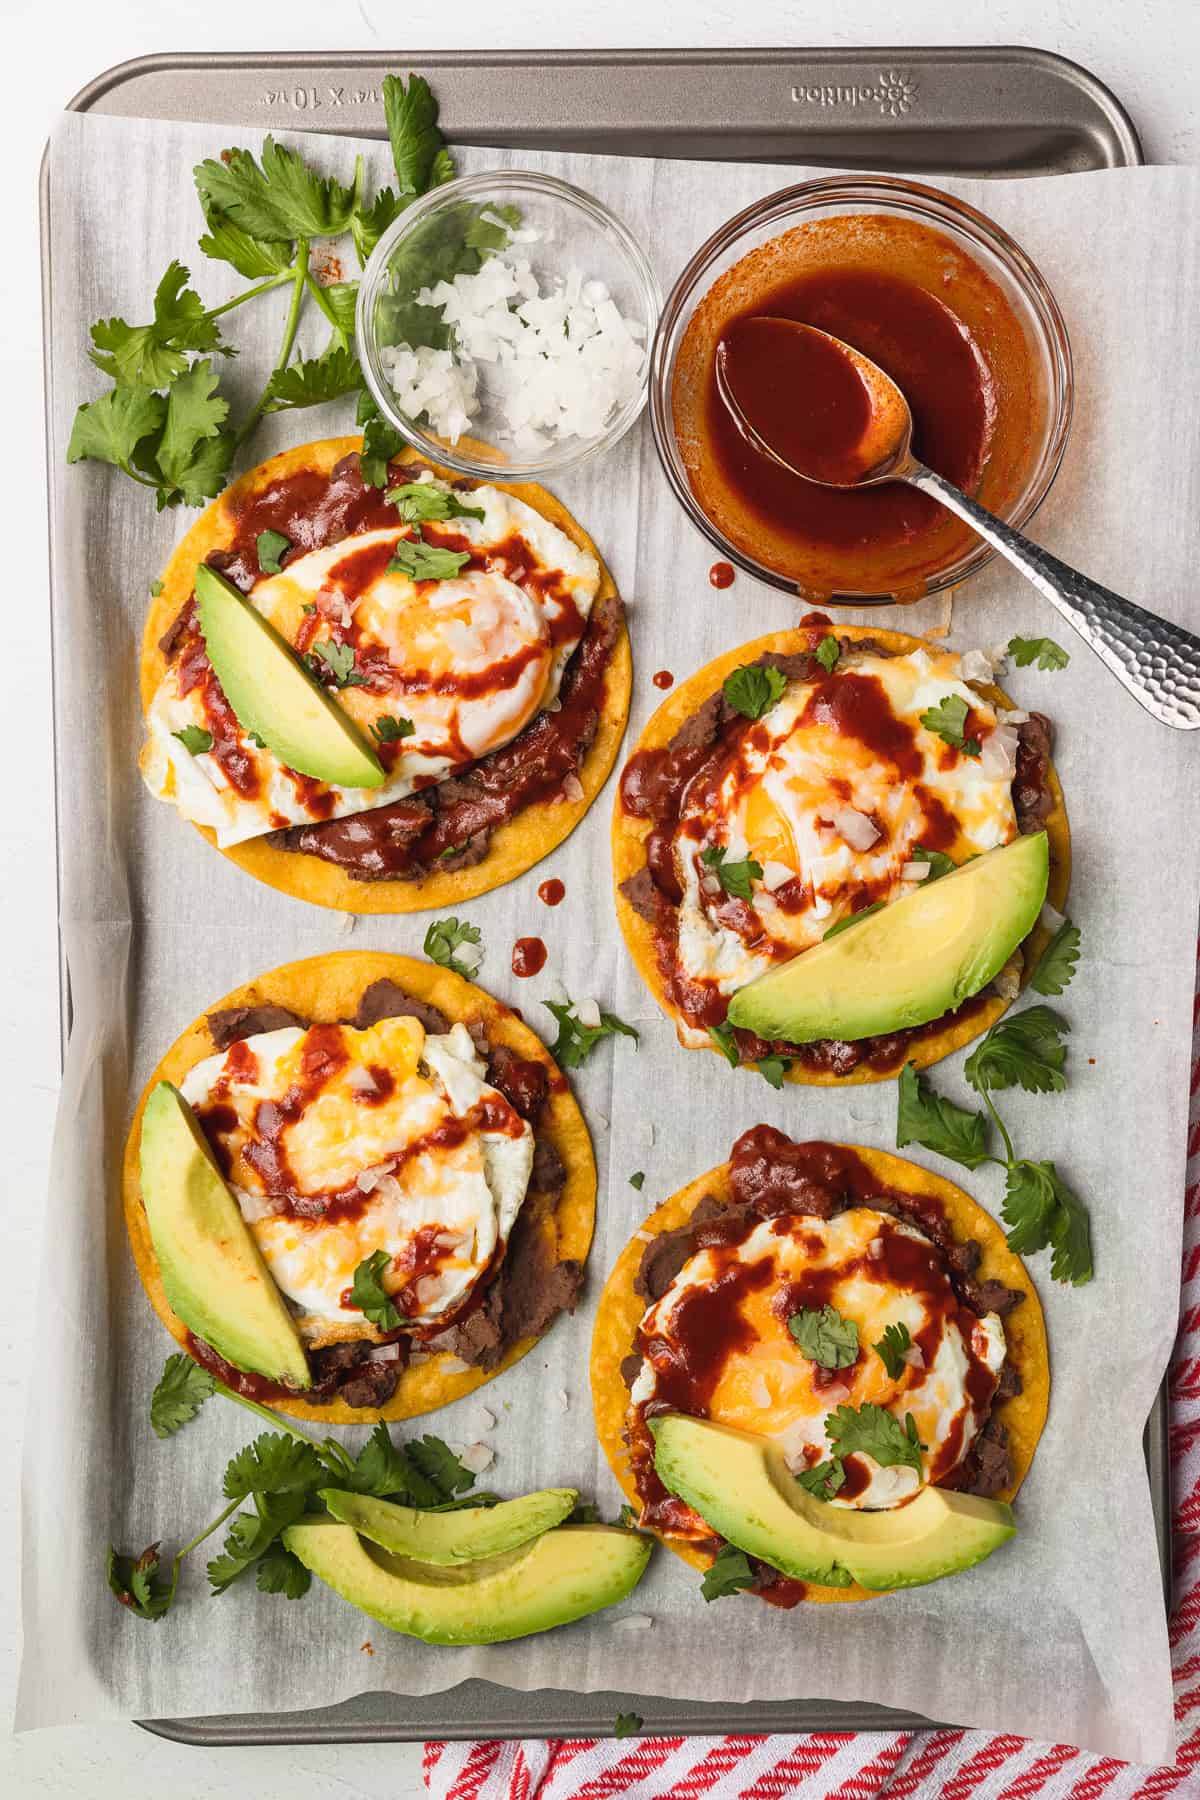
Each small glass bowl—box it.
[357,170,662,483]
[649,174,1074,604]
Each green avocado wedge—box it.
[194,563,385,789]
[283,1522,653,1644]
[139,1081,311,1390]
[652,1415,1015,1591]
[320,1487,579,1565]
[726,831,1050,1045]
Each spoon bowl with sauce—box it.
[717,315,1200,730]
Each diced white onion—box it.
[237,1189,283,1224]
[822,1379,851,1404]
[460,1442,495,1474]
[339,912,358,937]
[576,996,602,1029]
[545,973,569,1009]
[832,806,880,851]
[996,707,1030,726]
[436,1231,462,1251]
[610,1613,653,1631]
[466,1405,495,1436]
[700,872,722,897]
[900,860,931,882]
[366,1342,404,1363]
[348,1066,379,1096]
[355,1164,388,1193]
[750,1374,772,1410]
[760,860,794,893]
[1040,901,1066,934]
[993,953,1023,1001]
[868,1237,885,1260]
[416,1276,443,1305]
[560,772,585,803]
[980,724,1020,780]
[439,1355,471,1374]
[554,1389,570,1413]
[634,1230,653,1243]
[902,1345,926,1370]
[960,648,999,683]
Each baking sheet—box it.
[22,111,1200,1763]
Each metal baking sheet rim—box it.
[37,45,1164,1747]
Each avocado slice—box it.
[727,831,1050,1045]
[321,1487,578,1565]
[283,1522,652,1643]
[194,563,385,789]
[652,1415,1014,1591]
[139,1081,311,1390]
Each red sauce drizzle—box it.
[537,877,565,906]
[652,669,675,689]
[511,937,548,978]
[708,560,735,589]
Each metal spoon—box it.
[715,317,1200,730]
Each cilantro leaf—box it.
[151,359,232,505]
[149,1354,216,1438]
[825,1403,924,1474]
[796,1459,846,1501]
[920,693,981,756]
[360,410,407,488]
[1031,918,1081,997]
[310,639,365,688]
[406,1435,475,1501]
[722,662,787,720]
[257,529,290,574]
[385,481,484,525]
[910,844,958,882]
[614,1713,643,1739]
[423,915,483,978]
[383,73,453,196]
[89,262,230,388]
[700,844,763,902]
[194,138,356,242]
[544,1000,638,1070]
[815,635,840,674]
[222,1432,326,1502]
[789,1304,859,1370]
[108,1543,177,1621]
[823,901,885,941]
[67,385,166,475]
[629,1171,645,1190]
[254,1543,312,1599]
[700,1542,756,1602]
[207,1490,308,1593]
[337,1422,415,1500]
[149,578,164,597]
[896,1062,990,1169]
[198,206,294,280]
[709,1021,741,1067]
[172,724,213,756]
[873,1322,912,1379]
[266,344,363,411]
[387,538,472,581]
[371,714,414,744]
[965,1004,1068,1095]
[321,280,360,346]
[1003,1160,1092,1284]
[348,1249,408,1332]
[757,1057,790,1089]
[352,186,407,266]
[1008,635,1070,671]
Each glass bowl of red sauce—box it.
[651,176,1073,604]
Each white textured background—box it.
[4,1,1199,1795]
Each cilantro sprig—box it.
[920,693,981,757]
[788,1305,859,1370]
[700,1541,756,1602]
[113,1358,500,1622]
[873,1322,912,1380]
[348,1249,410,1332]
[895,955,1093,1284]
[1008,635,1070,671]
[68,75,461,510]
[544,999,638,1070]
[723,663,786,721]
[423,915,483,979]
[386,538,472,581]
[386,481,485,525]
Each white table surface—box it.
[4,1,1198,1793]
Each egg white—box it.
[631,1208,1005,1516]
[142,479,600,847]
[180,1018,533,1344]
[672,647,1018,1043]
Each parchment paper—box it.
[21,111,1200,1762]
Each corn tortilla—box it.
[123,951,596,1423]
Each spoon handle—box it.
[906,463,1200,730]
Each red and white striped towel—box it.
[425,977,1200,1800]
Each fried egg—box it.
[673,647,1018,1043]
[180,1015,533,1344]
[631,1208,1004,1519]
[142,478,600,847]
